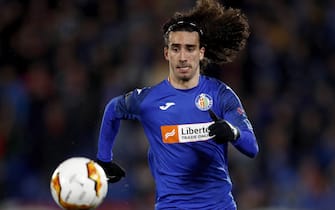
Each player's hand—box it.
[208,109,240,143]
[96,159,126,183]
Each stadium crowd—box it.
[0,0,335,209]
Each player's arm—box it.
[96,96,126,182]
[209,87,259,158]
[96,88,149,182]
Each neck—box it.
[168,74,200,89]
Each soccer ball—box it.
[50,157,108,210]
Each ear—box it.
[200,47,205,60]
[164,47,169,61]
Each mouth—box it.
[176,65,191,72]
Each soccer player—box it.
[96,0,259,209]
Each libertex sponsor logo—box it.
[161,122,213,144]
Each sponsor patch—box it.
[161,122,213,144]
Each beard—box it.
[180,75,191,81]
[175,71,193,82]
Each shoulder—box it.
[130,80,166,98]
[107,80,166,106]
[124,86,152,105]
[124,79,168,104]
[201,75,230,92]
[201,75,241,104]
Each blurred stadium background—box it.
[0,0,334,209]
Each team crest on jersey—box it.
[195,93,213,111]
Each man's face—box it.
[164,31,205,82]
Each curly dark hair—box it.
[163,0,250,68]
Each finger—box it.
[208,130,215,137]
[111,162,126,176]
[208,109,220,121]
[107,175,122,183]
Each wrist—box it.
[225,121,240,141]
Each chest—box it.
[140,91,216,125]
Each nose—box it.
[179,49,187,62]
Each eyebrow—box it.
[170,43,197,48]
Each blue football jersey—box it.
[97,75,258,209]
